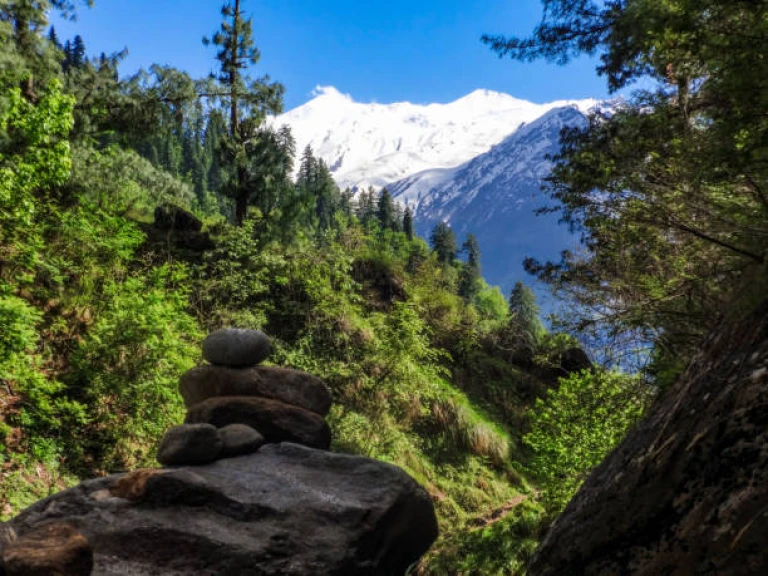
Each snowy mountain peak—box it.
[272,87,599,190]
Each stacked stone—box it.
[157,328,332,467]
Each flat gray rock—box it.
[186,396,331,450]
[219,424,264,458]
[156,424,223,466]
[202,329,272,367]
[180,365,332,415]
[6,443,439,575]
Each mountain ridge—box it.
[272,86,600,191]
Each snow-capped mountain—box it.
[274,87,606,294]
[390,105,590,292]
[273,86,598,191]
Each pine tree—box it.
[204,110,227,194]
[357,186,377,226]
[297,144,315,190]
[377,187,395,231]
[313,159,338,231]
[204,0,284,225]
[48,26,60,49]
[430,222,457,265]
[508,281,543,348]
[458,233,481,301]
[339,187,354,218]
[71,34,86,68]
[403,207,414,240]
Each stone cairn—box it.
[157,328,332,466]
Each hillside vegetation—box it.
[0,4,633,573]
[5,0,763,573]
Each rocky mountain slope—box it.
[390,105,590,291]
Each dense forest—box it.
[1,0,766,574]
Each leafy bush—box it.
[65,265,202,472]
[524,369,654,512]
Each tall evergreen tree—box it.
[430,222,457,265]
[204,0,284,225]
[403,207,414,241]
[459,233,481,301]
[357,186,377,226]
[508,281,543,348]
[339,187,354,218]
[377,187,396,231]
[297,144,315,190]
[47,26,60,49]
[204,110,227,194]
[71,34,86,67]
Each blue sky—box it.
[51,0,612,111]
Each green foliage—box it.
[524,369,653,512]
[0,81,74,267]
[66,266,202,472]
[424,500,545,575]
[69,144,196,217]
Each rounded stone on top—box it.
[202,328,272,368]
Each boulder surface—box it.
[530,299,768,575]
[180,365,332,416]
[186,396,332,450]
[4,443,439,575]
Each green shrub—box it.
[65,265,202,472]
[524,369,654,512]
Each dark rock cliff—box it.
[530,300,768,575]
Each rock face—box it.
[202,328,272,367]
[186,396,332,450]
[530,300,768,575]
[180,365,332,416]
[4,443,439,575]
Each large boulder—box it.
[186,396,332,450]
[153,204,203,232]
[530,300,768,575]
[202,328,272,368]
[4,443,439,575]
[180,365,332,416]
